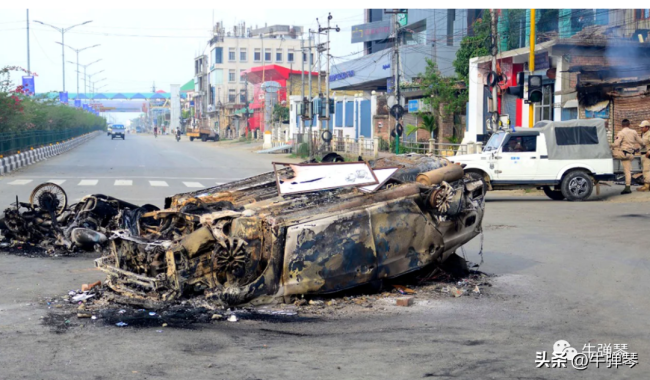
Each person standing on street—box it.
[615,119,644,194]
[638,120,650,192]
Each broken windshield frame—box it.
[484,132,506,152]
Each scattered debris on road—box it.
[5,154,486,308]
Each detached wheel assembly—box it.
[30,182,68,215]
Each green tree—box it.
[453,10,491,83]
[272,104,289,123]
[405,113,437,139]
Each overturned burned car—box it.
[98,155,485,306]
[1,155,485,306]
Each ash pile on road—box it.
[41,257,492,330]
[5,155,487,309]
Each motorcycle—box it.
[176,132,181,142]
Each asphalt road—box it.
[0,134,648,379]
[0,132,286,208]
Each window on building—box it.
[228,48,236,61]
[240,48,247,62]
[534,85,555,123]
[264,48,271,62]
[288,51,294,62]
[446,9,455,46]
[635,9,650,20]
[213,48,223,64]
[240,69,245,83]
[228,69,235,82]
[254,48,261,62]
[303,52,313,64]
[240,90,246,103]
[228,89,236,103]
[276,49,283,62]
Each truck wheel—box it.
[561,171,593,201]
[542,186,565,201]
[201,135,208,142]
[190,137,195,141]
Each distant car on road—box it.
[111,124,126,140]
[135,127,142,133]
[107,126,112,136]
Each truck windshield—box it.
[484,132,506,151]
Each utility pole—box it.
[308,30,313,161]
[244,73,249,138]
[529,9,536,128]
[34,19,92,92]
[300,38,305,135]
[490,9,498,121]
[385,9,403,154]
[26,10,30,72]
[317,13,340,137]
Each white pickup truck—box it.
[451,119,615,201]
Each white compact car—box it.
[451,119,615,201]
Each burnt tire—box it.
[561,171,593,202]
[542,186,565,201]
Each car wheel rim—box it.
[569,177,588,196]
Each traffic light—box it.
[507,72,525,98]
[527,75,543,103]
[329,98,335,115]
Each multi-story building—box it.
[201,22,309,136]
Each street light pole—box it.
[57,43,100,98]
[72,61,102,95]
[34,19,92,92]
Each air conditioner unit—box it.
[208,105,215,112]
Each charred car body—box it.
[1,155,485,306]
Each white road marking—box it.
[183,181,204,188]
[149,180,168,187]
[8,179,33,185]
[47,180,66,185]
[78,180,98,186]
[114,180,133,186]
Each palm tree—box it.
[405,113,437,139]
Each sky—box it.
[0,9,364,95]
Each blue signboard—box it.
[329,70,355,82]
[59,91,68,104]
[74,99,81,108]
[387,78,394,94]
[408,99,419,113]
[21,76,35,95]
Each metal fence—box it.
[0,128,101,157]
[290,133,481,159]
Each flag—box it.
[22,76,35,95]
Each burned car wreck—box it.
[1,155,485,306]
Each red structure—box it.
[241,65,317,133]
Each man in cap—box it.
[638,120,650,192]
[615,119,644,194]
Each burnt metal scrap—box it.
[1,155,486,307]
[0,183,159,254]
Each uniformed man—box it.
[615,119,644,194]
[638,120,650,192]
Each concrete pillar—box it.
[373,136,380,158]
[428,138,436,153]
[359,136,364,156]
